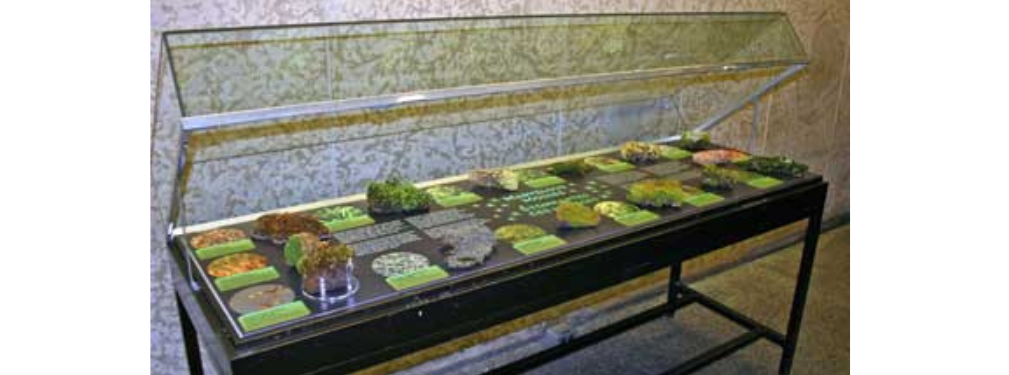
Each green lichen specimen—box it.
[283,233,324,267]
[547,160,594,177]
[701,166,749,191]
[314,206,366,221]
[677,130,712,151]
[367,178,433,214]
[296,242,354,276]
[494,224,547,244]
[735,156,808,179]
[593,201,641,218]
[619,141,663,163]
[626,178,694,208]
[555,201,601,229]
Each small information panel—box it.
[324,216,376,233]
[662,147,693,160]
[614,210,661,227]
[195,239,256,260]
[434,192,483,208]
[215,267,280,292]
[386,266,451,291]
[525,176,567,189]
[746,176,783,189]
[684,192,725,207]
[237,301,311,332]
[513,235,567,255]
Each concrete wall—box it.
[150,1,848,374]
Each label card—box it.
[386,265,450,291]
[746,176,783,189]
[595,162,636,173]
[195,239,255,260]
[434,192,483,208]
[662,147,693,160]
[684,192,725,207]
[214,267,280,292]
[513,235,567,255]
[525,176,567,189]
[614,210,661,227]
[238,301,311,332]
[324,215,376,233]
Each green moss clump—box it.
[677,130,712,151]
[366,178,433,214]
[555,201,601,228]
[735,156,808,179]
[296,242,354,276]
[626,178,693,207]
[283,233,323,267]
[701,166,748,191]
[548,160,594,177]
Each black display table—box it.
[169,162,827,375]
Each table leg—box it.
[667,262,683,318]
[177,293,205,375]
[778,211,822,375]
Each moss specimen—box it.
[677,130,712,151]
[619,141,663,163]
[555,201,601,229]
[283,232,326,267]
[254,212,328,243]
[494,224,547,243]
[296,242,354,276]
[547,160,593,177]
[701,166,747,191]
[735,156,808,179]
[314,206,366,221]
[469,168,520,191]
[593,201,641,218]
[626,178,696,207]
[366,178,433,214]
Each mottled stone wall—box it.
[151,2,848,374]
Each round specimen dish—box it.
[593,201,641,218]
[691,149,749,166]
[207,253,269,278]
[228,284,295,314]
[190,228,248,249]
[371,252,431,278]
[494,224,547,243]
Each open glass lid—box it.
[156,13,808,344]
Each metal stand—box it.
[492,209,823,375]
[177,293,205,375]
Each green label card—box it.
[614,210,661,227]
[514,235,567,255]
[435,192,483,208]
[195,239,255,260]
[324,215,376,232]
[662,147,693,160]
[595,162,636,173]
[525,176,567,189]
[214,267,280,292]
[238,301,310,332]
[386,265,450,291]
[746,176,783,189]
[684,192,725,207]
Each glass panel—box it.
[165,13,805,117]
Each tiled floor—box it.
[526,225,850,375]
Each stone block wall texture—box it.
[150,1,848,374]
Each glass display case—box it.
[157,13,814,371]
